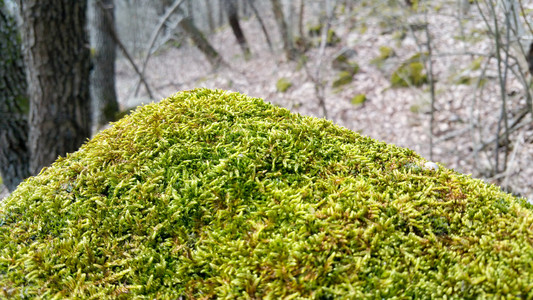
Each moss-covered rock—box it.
[276,77,292,93]
[1,89,533,298]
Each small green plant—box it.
[326,29,341,46]
[371,46,395,67]
[332,71,354,88]
[350,94,367,105]
[391,62,428,87]
[276,77,292,92]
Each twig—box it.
[247,0,274,53]
[134,0,186,96]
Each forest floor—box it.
[115,3,533,202]
[2,2,532,202]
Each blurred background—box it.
[1,0,533,201]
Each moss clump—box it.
[326,29,341,46]
[308,24,340,46]
[391,62,428,87]
[332,71,354,88]
[276,77,292,92]
[351,94,367,105]
[371,46,395,68]
[1,89,533,298]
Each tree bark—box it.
[270,0,296,60]
[178,15,224,69]
[224,0,251,60]
[0,2,30,191]
[90,0,119,133]
[18,1,91,175]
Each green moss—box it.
[332,71,354,88]
[1,89,533,298]
[391,62,428,87]
[469,57,484,71]
[350,94,367,105]
[276,77,292,93]
[332,51,359,75]
[378,46,394,60]
[371,46,395,67]
[296,55,309,71]
[453,76,473,85]
[308,24,322,36]
[326,29,341,46]
[307,24,340,46]
[410,104,421,113]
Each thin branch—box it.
[247,0,274,53]
[96,0,154,99]
[134,0,186,96]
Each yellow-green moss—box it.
[1,89,533,298]
[351,94,367,105]
[371,46,395,67]
[332,71,354,88]
[391,62,428,87]
[276,77,292,92]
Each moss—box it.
[350,94,367,105]
[332,50,358,75]
[469,57,483,71]
[453,75,473,85]
[1,89,533,298]
[296,55,308,71]
[308,24,322,36]
[332,71,354,88]
[307,24,340,46]
[276,78,292,93]
[371,46,395,67]
[326,29,341,46]
[391,62,428,87]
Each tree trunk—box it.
[90,0,119,133]
[270,0,296,60]
[224,0,251,60]
[18,1,91,175]
[0,2,30,191]
[178,16,223,69]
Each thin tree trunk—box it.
[224,0,251,60]
[90,0,119,133]
[18,0,91,175]
[0,2,30,191]
[247,0,273,53]
[179,16,224,69]
[270,0,296,60]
